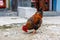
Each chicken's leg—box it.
[32,29,36,34]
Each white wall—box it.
[49,0,52,11]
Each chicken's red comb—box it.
[22,25,28,32]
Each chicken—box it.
[22,8,43,34]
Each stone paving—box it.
[0,16,60,40]
[0,24,60,40]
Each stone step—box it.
[43,11,60,16]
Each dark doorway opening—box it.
[12,0,18,11]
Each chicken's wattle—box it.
[22,25,28,32]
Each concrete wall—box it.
[18,7,37,18]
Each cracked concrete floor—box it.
[0,24,60,40]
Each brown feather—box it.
[26,12,42,30]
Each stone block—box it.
[18,7,37,18]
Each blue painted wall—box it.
[56,0,60,11]
[53,0,56,11]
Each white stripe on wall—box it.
[49,0,52,11]
[6,0,8,8]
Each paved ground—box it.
[0,17,27,26]
[43,16,60,24]
[0,11,60,40]
[0,16,60,25]
[0,10,17,16]
[0,16,60,40]
[0,24,60,40]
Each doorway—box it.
[31,0,50,11]
[0,0,6,8]
[12,0,18,11]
